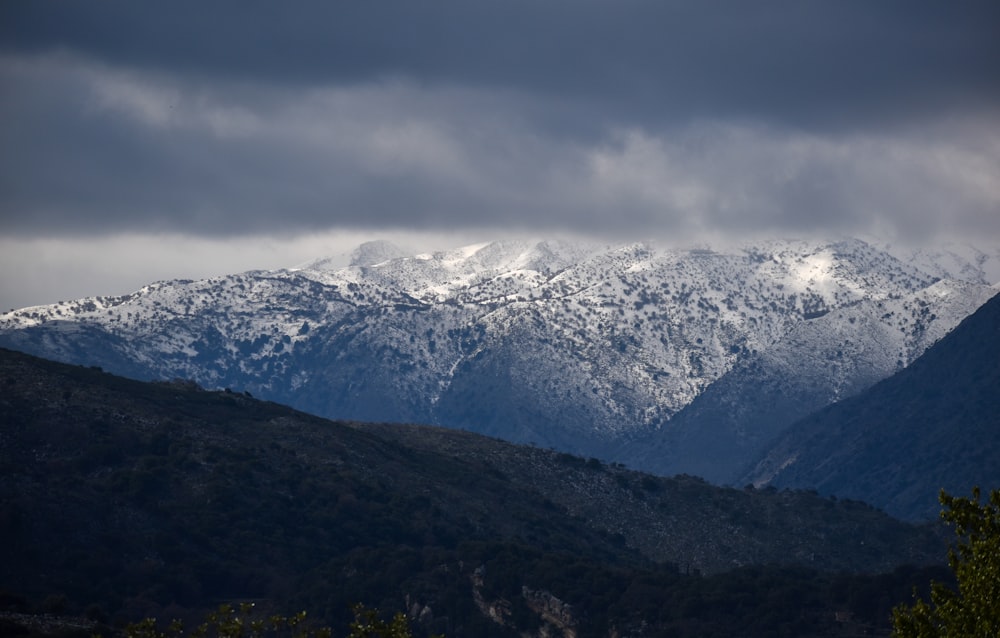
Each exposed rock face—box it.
[471,565,513,628]
[469,567,580,638]
[522,587,578,638]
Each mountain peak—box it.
[349,240,408,267]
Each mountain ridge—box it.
[1,237,997,480]
[739,289,1000,521]
[616,277,997,483]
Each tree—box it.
[346,604,416,638]
[121,602,428,638]
[892,487,1000,637]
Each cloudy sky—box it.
[2,1,999,310]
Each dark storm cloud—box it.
[3,1,999,129]
[0,57,563,236]
[0,1,998,243]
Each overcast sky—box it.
[2,1,999,310]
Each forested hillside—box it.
[0,348,952,637]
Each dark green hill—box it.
[0,348,950,637]
[743,292,1000,521]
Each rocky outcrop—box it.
[471,565,513,628]
[522,587,578,638]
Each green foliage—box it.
[122,602,423,638]
[892,487,1000,637]
[348,603,428,638]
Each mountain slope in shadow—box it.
[743,291,1000,521]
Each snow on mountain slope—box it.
[617,277,999,482]
[737,290,1000,521]
[0,237,995,470]
[879,240,1000,286]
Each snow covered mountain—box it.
[617,276,996,482]
[1,237,997,477]
[739,291,1000,521]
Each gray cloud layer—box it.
[1,1,999,244]
[5,1,998,127]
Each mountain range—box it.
[0,347,952,637]
[1,237,997,517]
